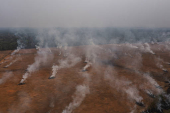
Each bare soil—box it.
[0,44,170,113]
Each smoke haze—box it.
[0,0,170,28]
[1,1,170,113]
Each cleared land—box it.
[0,43,170,113]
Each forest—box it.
[0,28,170,51]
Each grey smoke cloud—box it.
[0,0,170,28]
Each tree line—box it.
[0,28,170,51]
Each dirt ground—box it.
[0,43,170,113]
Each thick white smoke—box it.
[50,65,58,78]
[82,62,92,71]
[20,48,52,83]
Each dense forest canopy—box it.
[0,28,170,51]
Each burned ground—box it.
[0,44,170,113]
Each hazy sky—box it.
[0,0,170,28]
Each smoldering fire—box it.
[1,27,170,113]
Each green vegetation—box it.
[0,28,170,51]
[0,30,18,50]
[0,28,38,51]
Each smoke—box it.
[62,73,90,113]
[59,54,81,69]
[8,92,31,113]
[144,43,155,54]
[20,28,86,83]
[11,47,20,56]
[35,45,41,51]
[0,60,7,65]
[104,67,143,102]
[84,39,102,64]
[49,97,55,108]
[0,33,25,66]
[50,65,58,78]
[63,44,68,57]
[137,43,155,54]
[1,32,26,67]
[49,54,81,78]
[4,57,20,68]
[20,48,53,83]
[62,85,90,113]
[129,52,142,71]
[125,86,143,102]
[2,28,170,112]
[156,97,162,112]
[140,73,163,94]
[0,72,13,85]
[129,105,136,113]
[125,43,138,49]
[145,90,155,98]
[155,57,167,71]
[11,32,26,55]
[28,50,49,71]
[82,62,92,71]
[120,42,163,95]
[59,51,61,56]
[82,38,106,73]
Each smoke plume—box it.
[62,73,90,113]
